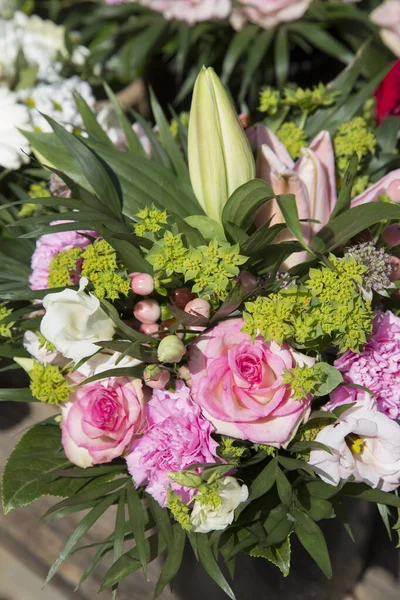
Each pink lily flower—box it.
[248,125,400,268]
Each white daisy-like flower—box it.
[0,88,31,170]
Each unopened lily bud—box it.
[129,272,154,296]
[134,299,160,324]
[157,335,186,363]
[184,298,211,319]
[188,67,256,223]
[144,364,170,390]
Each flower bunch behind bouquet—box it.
[1,57,400,599]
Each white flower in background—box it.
[18,76,95,133]
[0,16,22,84]
[309,394,400,492]
[0,88,31,169]
[190,477,249,533]
[97,106,125,148]
[40,277,115,364]
[0,0,17,18]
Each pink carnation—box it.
[62,377,146,468]
[231,0,312,30]
[29,223,96,290]
[332,311,400,420]
[126,382,219,507]
[134,0,231,25]
[189,319,315,446]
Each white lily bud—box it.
[188,67,256,223]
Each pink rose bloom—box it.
[331,311,400,420]
[371,0,400,58]
[135,0,231,25]
[126,382,219,507]
[29,223,96,290]
[189,318,315,446]
[62,377,146,468]
[231,0,312,30]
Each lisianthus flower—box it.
[189,318,315,446]
[251,125,400,268]
[330,311,400,420]
[126,382,219,507]
[190,476,248,533]
[62,376,146,468]
[309,393,400,492]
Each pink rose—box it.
[189,319,315,446]
[231,0,312,30]
[62,377,146,468]
[126,382,219,507]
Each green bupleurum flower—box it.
[334,116,376,174]
[276,122,308,160]
[258,87,281,115]
[81,238,130,300]
[282,83,340,114]
[0,305,14,338]
[282,364,320,401]
[48,247,83,288]
[134,207,168,237]
[30,362,72,405]
[217,436,247,465]
[166,488,192,531]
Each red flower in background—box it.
[375,61,400,124]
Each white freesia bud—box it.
[190,476,249,533]
[188,67,256,223]
[157,335,186,363]
[40,278,115,364]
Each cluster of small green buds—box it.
[134,207,168,237]
[276,123,308,160]
[18,181,51,218]
[282,364,320,401]
[350,174,370,199]
[334,117,376,174]
[258,87,281,115]
[344,242,395,298]
[282,83,340,114]
[30,362,72,404]
[146,232,248,300]
[81,239,130,300]
[217,436,247,465]
[0,306,14,338]
[254,444,276,456]
[194,482,222,510]
[48,247,83,288]
[166,488,192,531]
[38,332,56,353]
[243,256,374,353]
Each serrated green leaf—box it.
[313,363,343,397]
[249,534,291,577]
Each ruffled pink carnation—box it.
[332,311,400,420]
[62,376,146,468]
[126,382,219,507]
[29,223,96,290]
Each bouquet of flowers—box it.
[1,49,400,598]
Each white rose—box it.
[40,278,115,364]
[309,394,400,492]
[190,477,249,533]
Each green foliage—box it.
[30,362,72,404]
[276,123,308,160]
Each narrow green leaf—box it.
[341,483,400,508]
[329,154,358,220]
[104,82,147,156]
[0,387,37,402]
[126,482,148,577]
[221,25,258,84]
[263,504,293,546]
[146,494,174,550]
[222,179,274,231]
[237,457,277,516]
[276,467,293,505]
[80,365,144,386]
[239,29,274,103]
[45,492,118,585]
[154,523,186,598]
[275,26,289,89]
[74,93,113,146]
[276,194,310,252]
[197,533,236,600]
[277,456,315,476]
[292,507,332,578]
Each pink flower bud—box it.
[129,272,154,296]
[144,365,170,390]
[390,256,400,281]
[387,180,400,203]
[139,322,159,335]
[383,224,400,248]
[184,298,211,319]
[178,365,192,386]
[134,299,160,324]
